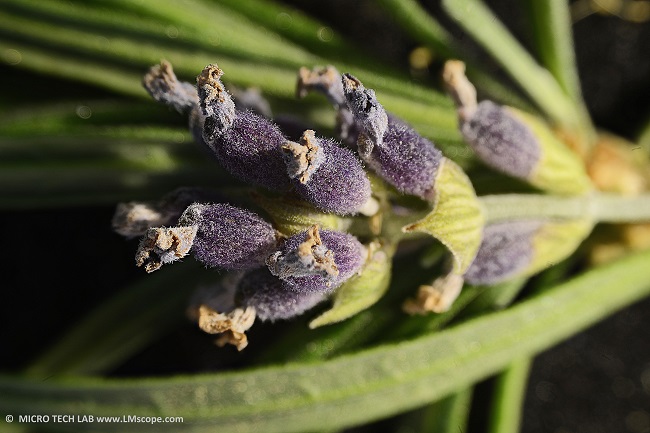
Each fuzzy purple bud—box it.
[142,61,208,149]
[297,66,347,108]
[296,66,359,148]
[281,130,372,215]
[143,60,197,114]
[464,220,542,285]
[342,74,443,200]
[236,268,327,321]
[112,187,223,238]
[341,73,388,154]
[370,115,443,199]
[197,65,290,191]
[461,101,541,179]
[267,225,366,293]
[180,203,279,270]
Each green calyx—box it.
[403,158,485,274]
[507,108,593,195]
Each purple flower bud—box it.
[341,74,388,154]
[179,203,280,270]
[464,220,542,285]
[442,60,592,196]
[236,268,327,321]
[281,130,372,215]
[112,187,223,238]
[143,60,198,114]
[297,66,347,108]
[296,66,359,148]
[267,225,366,293]
[197,64,290,191]
[341,74,443,200]
[443,61,536,177]
[460,100,541,179]
[142,61,208,149]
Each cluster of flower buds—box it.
[115,57,596,347]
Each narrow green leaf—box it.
[403,158,485,274]
[523,0,583,105]
[309,243,394,328]
[3,249,650,432]
[377,0,455,57]
[377,0,531,109]
[488,357,533,433]
[441,0,582,133]
[0,40,146,98]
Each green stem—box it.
[480,193,650,223]
[488,357,533,433]
[417,387,473,433]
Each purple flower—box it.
[281,130,372,215]
[460,100,541,179]
[143,61,207,148]
[143,60,197,115]
[267,225,366,293]
[296,66,359,147]
[179,203,280,270]
[464,220,542,285]
[342,74,443,200]
[236,268,327,321]
[112,187,223,238]
[197,64,290,191]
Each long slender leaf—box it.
[441,0,583,134]
[377,0,533,110]
[2,249,649,432]
[522,0,583,105]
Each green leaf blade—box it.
[3,248,650,432]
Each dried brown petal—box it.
[198,305,256,351]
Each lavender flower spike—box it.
[267,225,367,293]
[197,64,290,191]
[179,203,280,270]
[282,130,374,215]
[236,268,328,321]
[342,74,443,200]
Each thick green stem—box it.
[481,193,650,223]
[488,357,533,433]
